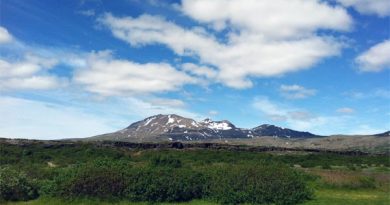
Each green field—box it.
[1,142,389,205]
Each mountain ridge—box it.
[89,114,323,142]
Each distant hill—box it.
[252,124,319,138]
[88,114,322,142]
[375,131,390,137]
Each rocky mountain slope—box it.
[89,114,322,142]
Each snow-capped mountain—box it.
[89,114,321,142]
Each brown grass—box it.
[307,169,390,190]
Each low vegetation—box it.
[0,142,389,204]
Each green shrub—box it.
[42,159,207,202]
[0,166,38,201]
[206,164,313,205]
[40,159,130,199]
[150,155,182,168]
[126,167,207,202]
[322,164,332,169]
[347,164,357,171]
[357,176,376,189]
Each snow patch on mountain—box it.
[167,115,175,124]
[207,121,232,130]
[144,116,156,126]
[201,118,233,130]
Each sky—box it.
[0,0,389,139]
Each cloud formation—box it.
[356,39,390,72]
[0,53,64,90]
[336,0,390,17]
[181,63,218,79]
[0,26,13,43]
[99,0,351,89]
[74,51,196,96]
[181,0,352,38]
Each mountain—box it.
[89,114,321,142]
[375,131,390,137]
[252,124,319,138]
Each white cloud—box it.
[0,76,62,90]
[356,40,390,72]
[0,27,201,96]
[99,3,350,89]
[0,54,65,90]
[280,84,316,99]
[74,50,197,96]
[181,63,217,79]
[0,26,13,44]
[0,27,86,91]
[181,0,352,38]
[336,0,390,17]
[337,107,355,114]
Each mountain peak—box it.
[94,114,321,142]
[126,114,200,131]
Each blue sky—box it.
[0,0,389,139]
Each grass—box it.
[303,189,390,205]
[3,198,217,205]
[5,189,390,205]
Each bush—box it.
[40,159,130,199]
[0,166,38,201]
[126,167,207,202]
[39,158,312,204]
[206,164,313,205]
[41,159,207,202]
[150,155,182,168]
[347,164,357,171]
[357,176,376,189]
[322,164,332,169]
[358,177,376,189]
